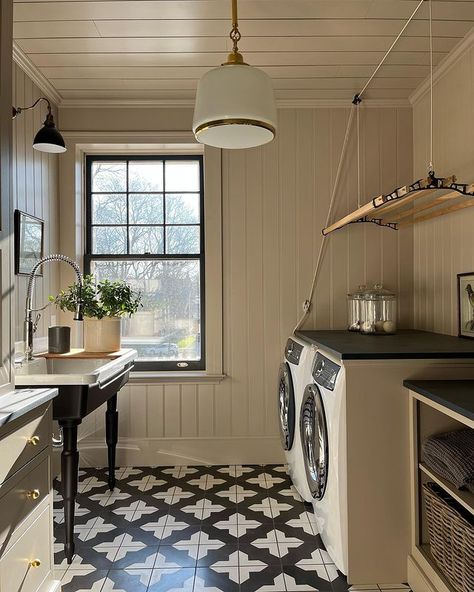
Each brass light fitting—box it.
[224,0,246,65]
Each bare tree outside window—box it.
[85,156,204,370]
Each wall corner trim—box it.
[409,27,474,105]
[12,42,62,106]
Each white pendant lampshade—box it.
[193,0,277,150]
[193,63,277,150]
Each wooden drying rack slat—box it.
[400,197,474,227]
[322,187,426,235]
[380,190,460,223]
[377,189,432,219]
[322,175,474,235]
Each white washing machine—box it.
[298,340,474,584]
[277,336,315,502]
[300,347,348,574]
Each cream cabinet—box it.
[0,400,60,592]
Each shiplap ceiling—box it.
[12,0,474,105]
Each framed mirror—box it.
[14,210,44,275]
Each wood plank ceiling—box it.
[12,0,474,105]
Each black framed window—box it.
[85,155,205,371]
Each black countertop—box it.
[403,380,474,421]
[296,330,474,360]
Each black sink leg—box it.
[60,421,80,564]
[106,393,118,491]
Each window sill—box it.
[129,371,226,385]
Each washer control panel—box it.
[312,353,340,391]
[285,339,303,365]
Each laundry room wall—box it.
[58,104,414,466]
[412,31,474,335]
[12,62,60,346]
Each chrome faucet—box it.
[24,254,84,361]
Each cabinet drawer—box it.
[0,505,51,592]
[0,405,50,484]
[0,456,49,551]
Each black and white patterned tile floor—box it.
[53,465,412,592]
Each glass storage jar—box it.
[360,284,397,335]
[347,285,366,332]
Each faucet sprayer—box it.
[24,254,83,361]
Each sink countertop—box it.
[296,330,474,360]
[403,379,474,422]
[0,387,58,427]
[15,348,138,386]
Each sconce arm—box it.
[12,97,52,120]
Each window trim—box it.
[84,154,206,372]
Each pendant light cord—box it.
[294,106,356,333]
[357,0,425,100]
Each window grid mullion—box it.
[126,160,130,254]
[91,191,199,196]
[91,223,199,228]
[163,158,167,255]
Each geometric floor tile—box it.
[53,465,412,592]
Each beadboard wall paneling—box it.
[67,105,414,466]
[12,63,59,344]
[412,44,474,335]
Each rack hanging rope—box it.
[357,0,426,100]
[293,0,440,333]
[293,105,356,332]
[428,0,434,173]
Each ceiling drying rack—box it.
[293,0,473,332]
[321,0,474,237]
[322,173,474,235]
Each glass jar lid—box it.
[364,283,396,301]
[347,284,367,300]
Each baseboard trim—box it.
[407,554,448,592]
[77,436,285,467]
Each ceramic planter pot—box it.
[84,317,121,352]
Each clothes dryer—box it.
[278,336,315,502]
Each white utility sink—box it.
[15,349,137,386]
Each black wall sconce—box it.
[12,97,66,154]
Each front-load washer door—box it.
[278,362,295,451]
[300,384,329,500]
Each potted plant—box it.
[50,275,142,352]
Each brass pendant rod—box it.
[232,0,238,29]
[226,0,244,64]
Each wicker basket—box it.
[423,482,474,592]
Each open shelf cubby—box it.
[407,385,474,592]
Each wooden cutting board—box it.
[40,348,129,359]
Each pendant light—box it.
[12,97,67,153]
[193,0,277,149]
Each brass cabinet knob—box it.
[29,559,41,568]
[27,436,40,446]
[27,489,40,500]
